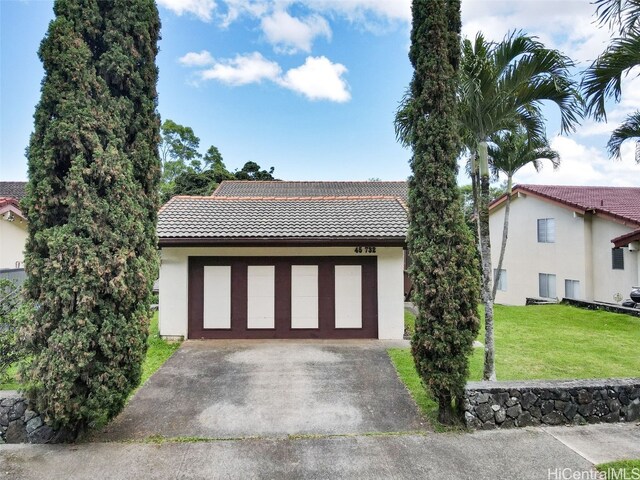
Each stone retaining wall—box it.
[0,393,57,444]
[464,378,640,429]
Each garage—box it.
[188,256,378,339]
[157,181,408,340]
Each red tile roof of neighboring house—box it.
[0,197,19,209]
[491,184,640,227]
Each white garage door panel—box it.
[291,265,318,329]
[203,266,231,329]
[335,265,362,329]
[247,265,275,329]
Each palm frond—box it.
[595,0,640,34]
[607,110,640,161]
[582,33,640,120]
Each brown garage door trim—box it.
[188,256,378,339]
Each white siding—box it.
[490,193,640,305]
[334,265,362,328]
[591,217,639,303]
[159,246,405,339]
[247,265,275,329]
[0,217,27,269]
[291,265,318,329]
[203,266,231,329]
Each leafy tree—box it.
[159,119,202,201]
[395,0,480,424]
[458,32,581,380]
[234,161,277,180]
[21,0,161,436]
[583,0,640,161]
[0,279,27,382]
[488,128,560,299]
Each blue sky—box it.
[1,0,639,186]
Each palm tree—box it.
[488,129,560,300]
[583,0,640,162]
[459,31,581,381]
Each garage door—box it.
[188,256,378,339]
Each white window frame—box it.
[493,269,507,292]
[539,273,557,299]
[564,279,580,299]
[537,218,555,243]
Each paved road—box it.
[4,424,639,480]
[98,340,425,441]
[0,429,589,480]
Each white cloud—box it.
[306,0,410,28]
[157,0,217,22]
[278,56,350,102]
[511,136,640,187]
[179,50,215,67]
[183,51,350,102]
[200,52,282,85]
[261,10,331,53]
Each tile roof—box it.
[0,197,19,209]
[158,196,408,241]
[213,181,408,200]
[497,184,640,226]
[0,182,27,201]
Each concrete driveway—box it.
[99,339,426,441]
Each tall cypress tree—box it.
[21,0,161,435]
[396,0,480,424]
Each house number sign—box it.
[354,247,376,253]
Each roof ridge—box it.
[217,180,408,184]
[168,195,404,201]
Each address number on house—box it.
[354,247,376,253]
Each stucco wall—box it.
[0,218,27,269]
[591,216,639,303]
[159,246,405,339]
[490,194,588,305]
[490,194,639,305]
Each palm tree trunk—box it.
[477,141,496,381]
[492,175,512,300]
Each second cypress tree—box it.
[397,0,480,424]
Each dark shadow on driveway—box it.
[98,340,427,441]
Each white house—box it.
[489,184,640,305]
[158,181,408,340]
[0,182,28,270]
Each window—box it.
[612,248,624,270]
[565,279,580,299]
[539,273,556,298]
[537,218,555,243]
[494,269,507,291]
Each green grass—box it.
[596,460,640,479]
[403,304,640,381]
[0,311,180,391]
[404,310,416,337]
[140,312,181,386]
[391,303,640,427]
[0,364,20,390]
[388,348,440,428]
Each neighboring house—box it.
[489,184,640,305]
[158,181,408,340]
[0,182,28,271]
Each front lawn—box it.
[392,304,640,420]
[597,460,640,479]
[0,312,180,391]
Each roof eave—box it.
[612,228,640,248]
[158,236,407,248]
